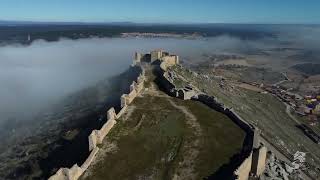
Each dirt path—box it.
[143,82,168,97]
[167,99,202,136]
[167,98,202,180]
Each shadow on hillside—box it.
[151,64,254,180]
[204,131,253,180]
[6,66,142,179]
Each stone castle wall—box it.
[151,50,162,62]
[121,70,145,108]
[49,50,266,180]
[251,145,267,177]
[161,55,179,66]
[192,94,256,179]
[134,50,179,68]
[235,153,253,180]
[193,94,267,179]
[156,57,268,180]
[87,108,117,151]
[49,63,145,180]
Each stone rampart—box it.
[48,164,83,180]
[49,63,145,180]
[81,147,99,170]
[48,146,99,180]
[225,108,254,134]
[107,108,116,120]
[160,61,168,71]
[161,55,179,66]
[88,130,99,151]
[251,145,267,177]
[157,64,178,96]
[88,107,117,151]
[234,153,253,180]
[48,168,67,180]
[176,88,196,100]
[192,94,254,141]
[97,118,117,144]
[116,105,127,119]
[65,165,83,180]
[120,70,145,107]
[194,94,269,180]
[192,94,256,179]
[155,60,270,179]
[194,94,226,112]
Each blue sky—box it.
[0,0,319,24]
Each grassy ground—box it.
[81,67,245,179]
[175,100,245,178]
[171,65,320,178]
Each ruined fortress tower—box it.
[134,49,179,66]
[50,50,268,180]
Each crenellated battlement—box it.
[133,49,179,67]
[49,57,146,180]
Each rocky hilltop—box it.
[47,50,276,180]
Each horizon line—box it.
[0,19,319,26]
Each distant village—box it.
[245,81,320,144]
[121,32,202,39]
[260,84,320,125]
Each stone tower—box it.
[251,145,267,177]
[151,49,163,62]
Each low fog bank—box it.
[0,38,135,127]
[283,26,320,51]
[0,25,320,179]
[1,27,320,127]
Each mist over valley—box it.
[0,24,320,179]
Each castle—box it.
[133,49,179,68]
[49,50,267,180]
[151,50,268,180]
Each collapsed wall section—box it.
[157,63,178,97]
[49,64,145,180]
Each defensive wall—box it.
[134,49,179,66]
[49,50,266,180]
[191,94,264,180]
[49,61,145,180]
[152,50,267,180]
